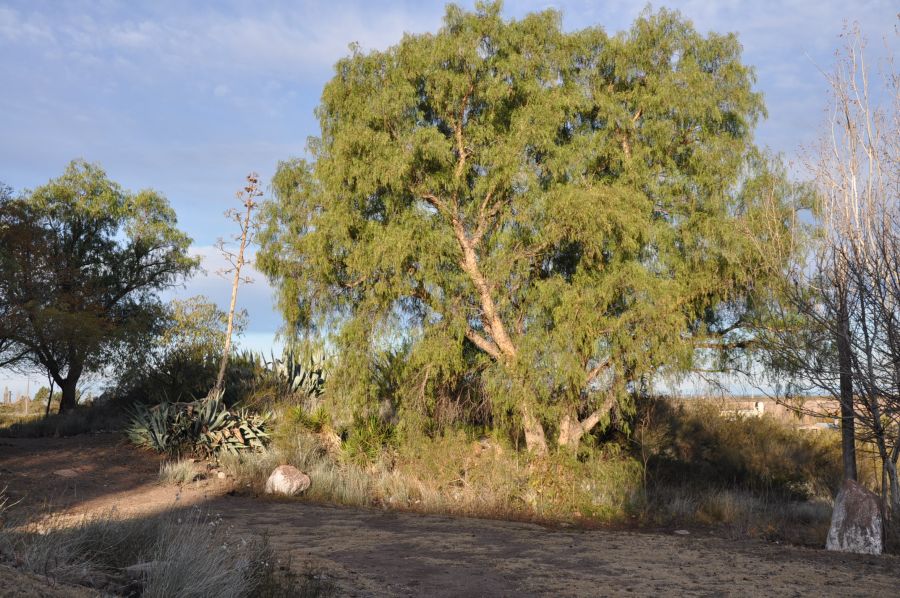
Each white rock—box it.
[264,465,311,496]
[826,479,883,555]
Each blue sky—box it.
[0,0,897,396]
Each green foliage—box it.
[126,394,270,457]
[258,3,801,448]
[161,296,247,364]
[343,415,396,464]
[286,404,332,433]
[126,401,179,453]
[113,296,251,405]
[0,160,197,412]
[202,405,270,455]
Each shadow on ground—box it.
[2,434,900,597]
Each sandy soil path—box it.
[2,434,899,597]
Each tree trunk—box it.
[557,393,617,451]
[44,377,55,418]
[522,403,548,455]
[837,296,858,481]
[58,379,78,413]
[558,413,582,450]
[885,459,900,514]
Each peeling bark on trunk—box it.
[557,413,582,449]
[522,403,548,456]
[447,212,551,454]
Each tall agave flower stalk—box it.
[213,173,262,395]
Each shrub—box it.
[342,415,396,465]
[268,348,326,402]
[285,405,332,433]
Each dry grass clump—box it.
[140,512,267,598]
[648,487,832,545]
[0,486,19,517]
[219,432,373,508]
[220,426,644,524]
[0,508,325,597]
[158,459,203,485]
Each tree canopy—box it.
[0,160,197,412]
[259,3,798,452]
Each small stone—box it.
[826,479,883,555]
[264,465,311,496]
[217,471,226,479]
[673,529,690,535]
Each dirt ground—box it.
[2,434,899,597]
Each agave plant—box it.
[268,347,326,400]
[200,407,270,455]
[126,391,270,457]
[126,401,180,453]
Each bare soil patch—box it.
[2,434,899,597]
[0,564,97,598]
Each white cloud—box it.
[0,6,53,43]
[107,20,161,48]
[2,2,441,77]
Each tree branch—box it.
[465,328,502,360]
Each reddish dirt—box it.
[2,434,900,597]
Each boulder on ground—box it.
[264,465,311,496]
[826,479,883,555]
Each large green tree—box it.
[0,161,197,412]
[0,183,29,370]
[259,3,796,453]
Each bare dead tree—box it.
[754,24,899,509]
[813,24,899,508]
[212,173,262,395]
